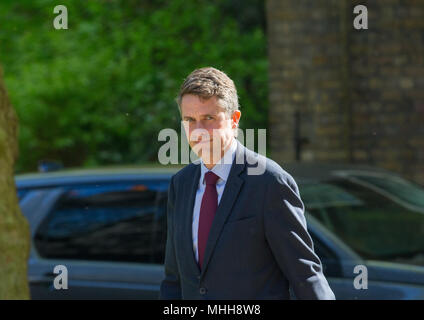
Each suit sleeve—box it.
[263,173,336,300]
[159,175,182,299]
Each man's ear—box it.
[232,110,241,128]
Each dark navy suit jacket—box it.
[160,140,335,299]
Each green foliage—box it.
[0,0,268,172]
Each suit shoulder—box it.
[267,159,298,189]
[244,148,298,193]
[266,158,295,183]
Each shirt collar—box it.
[200,138,237,184]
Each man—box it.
[160,67,335,300]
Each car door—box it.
[306,227,356,300]
[25,179,169,299]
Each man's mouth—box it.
[193,140,211,144]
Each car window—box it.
[300,178,424,267]
[342,172,424,210]
[34,181,168,264]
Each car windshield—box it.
[300,174,424,267]
[334,170,424,210]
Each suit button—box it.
[199,287,207,295]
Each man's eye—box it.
[206,116,214,120]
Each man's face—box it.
[181,94,240,167]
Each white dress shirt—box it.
[192,138,238,263]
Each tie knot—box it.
[204,171,220,185]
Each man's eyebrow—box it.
[199,113,217,118]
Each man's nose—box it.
[191,123,210,141]
[194,120,205,130]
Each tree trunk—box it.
[0,65,31,299]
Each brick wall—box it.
[266,0,424,184]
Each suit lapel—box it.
[183,162,202,275]
[200,140,246,277]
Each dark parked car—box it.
[15,164,424,299]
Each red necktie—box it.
[198,171,220,269]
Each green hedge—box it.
[0,0,268,172]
